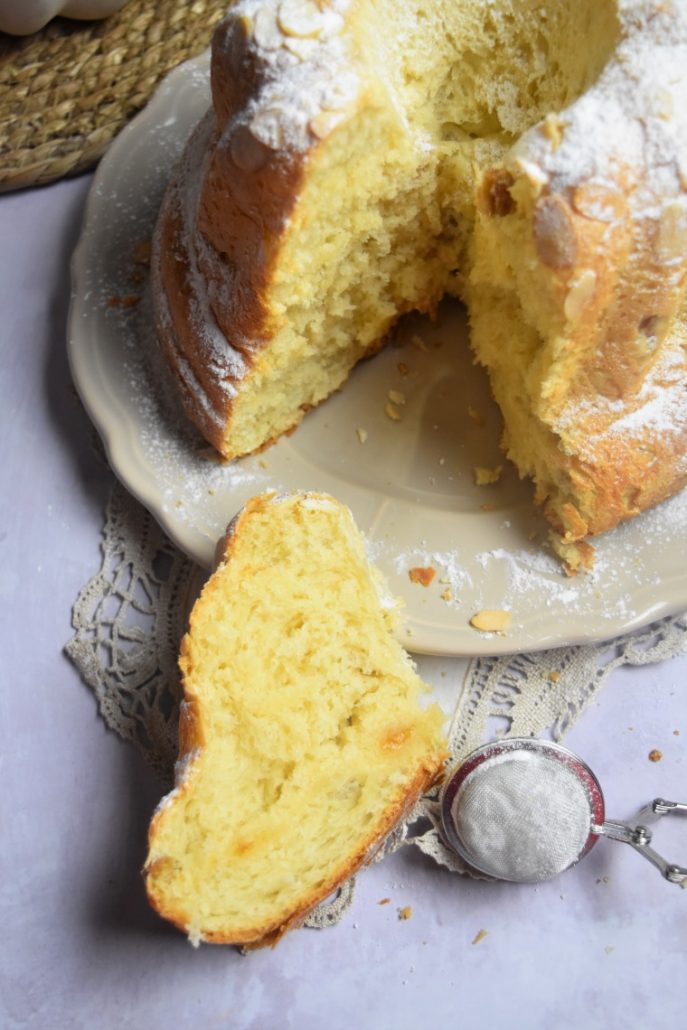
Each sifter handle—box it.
[594,798,687,886]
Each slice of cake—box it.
[144,491,447,947]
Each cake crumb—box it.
[441,588,453,602]
[547,670,561,683]
[409,566,436,587]
[107,293,141,308]
[207,488,216,496]
[480,503,496,512]
[388,389,406,405]
[542,112,565,150]
[467,405,485,427]
[604,945,615,956]
[356,427,368,443]
[397,362,410,377]
[259,458,269,469]
[411,334,428,351]
[378,898,391,906]
[648,749,663,762]
[673,730,680,736]
[133,240,152,265]
[398,906,413,921]
[385,402,402,421]
[470,609,512,633]
[473,465,503,485]
[472,928,488,945]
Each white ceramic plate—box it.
[68,51,687,656]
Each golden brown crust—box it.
[487,145,687,542]
[150,105,308,456]
[146,756,444,949]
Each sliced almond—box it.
[534,194,577,269]
[564,269,597,324]
[656,199,687,265]
[253,6,282,49]
[278,0,324,38]
[470,610,512,633]
[572,182,625,223]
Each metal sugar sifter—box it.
[440,738,687,885]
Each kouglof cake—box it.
[152,0,687,565]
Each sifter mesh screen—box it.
[451,749,593,882]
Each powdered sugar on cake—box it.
[555,341,687,471]
[217,0,358,154]
[513,0,687,217]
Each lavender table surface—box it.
[1,175,685,1030]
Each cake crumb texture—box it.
[145,491,446,947]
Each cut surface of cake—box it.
[144,491,447,947]
[152,0,687,561]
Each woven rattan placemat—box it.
[0,0,227,192]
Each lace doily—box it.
[66,482,687,928]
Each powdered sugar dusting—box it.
[389,481,687,638]
[217,0,358,153]
[556,335,687,457]
[514,0,687,215]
